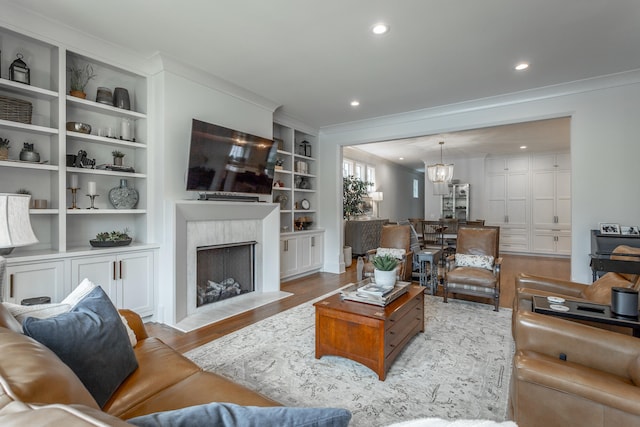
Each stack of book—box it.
[340,278,411,306]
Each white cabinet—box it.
[280,230,324,280]
[71,250,155,317]
[532,153,571,255]
[441,183,469,221]
[5,260,65,304]
[485,156,530,253]
[280,236,299,278]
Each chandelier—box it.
[427,141,454,183]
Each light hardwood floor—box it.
[146,254,570,354]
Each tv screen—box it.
[186,119,278,195]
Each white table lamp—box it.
[0,193,39,301]
[370,191,383,218]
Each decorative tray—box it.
[89,238,132,247]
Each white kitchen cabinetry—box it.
[280,230,324,280]
[4,260,65,304]
[485,156,530,253]
[532,153,571,255]
[71,250,155,317]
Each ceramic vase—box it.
[108,179,138,209]
[113,87,130,110]
[374,268,396,288]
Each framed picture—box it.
[621,226,640,236]
[599,223,621,235]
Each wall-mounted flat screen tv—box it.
[186,119,278,195]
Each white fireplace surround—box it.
[174,200,281,325]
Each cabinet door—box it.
[310,233,324,269]
[506,172,528,226]
[485,174,507,224]
[280,238,298,278]
[556,170,571,227]
[532,171,556,227]
[5,261,65,304]
[71,255,117,305]
[297,235,313,272]
[118,251,154,317]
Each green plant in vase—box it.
[371,254,399,288]
[112,150,125,166]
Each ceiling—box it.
[351,116,571,171]
[8,1,639,169]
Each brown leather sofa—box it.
[0,304,278,425]
[510,309,640,427]
[514,245,640,315]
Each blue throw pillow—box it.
[23,286,138,407]
[128,402,352,427]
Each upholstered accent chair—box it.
[443,225,502,311]
[363,224,414,282]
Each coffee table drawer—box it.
[385,299,424,352]
[387,293,423,326]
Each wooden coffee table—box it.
[314,284,424,380]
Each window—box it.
[413,179,419,198]
[343,157,375,189]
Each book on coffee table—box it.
[340,278,411,306]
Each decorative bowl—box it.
[66,121,92,134]
[294,220,313,230]
[89,238,132,247]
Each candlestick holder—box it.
[68,187,80,209]
[87,194,99,209]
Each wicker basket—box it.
[0,95,33,124]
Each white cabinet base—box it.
[280,230,324,280]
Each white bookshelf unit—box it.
[273,120,324,280]
[0,25,157,316]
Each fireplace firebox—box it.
[196,241,256,307]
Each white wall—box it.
[319,71,640,283]
[422,157,485,221]
[342,147,425,222]
[151,61,277,324]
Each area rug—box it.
[185,293,515,427]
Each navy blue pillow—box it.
[23,286,138,407]
[128,402,352,427]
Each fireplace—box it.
[196,241,256,307]
[174,200,284,325]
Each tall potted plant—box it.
[343,175,372,220]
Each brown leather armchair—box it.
[443,225,501,311]
[510,309,640,427]
[363,224,414,282]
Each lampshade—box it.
[0,193,38,255]
[427,141,454,184]
[370,191,384,202]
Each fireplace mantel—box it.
[174,200,280,323]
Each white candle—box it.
[88,181,97,195]
[70,174,79,189]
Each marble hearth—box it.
[174,200,290,331]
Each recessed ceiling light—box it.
[399,157,404,161]
[371,23,389,35]
[515,62,529,71]
[520,145,527,150]
[350,100,360,107]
